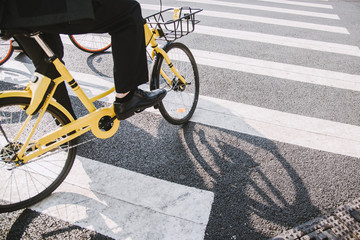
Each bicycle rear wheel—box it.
[69,34,111,53]
[0,39,14,65]
[0,97,77,213]
[152,42,199,125]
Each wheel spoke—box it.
[0,98,76,212]
[155,42,199,124]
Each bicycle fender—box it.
[0,90,75,122]
[25,73,55,116]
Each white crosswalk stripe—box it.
[195,25,360,56]
[192,49,360,91]
[180,0,339,19]
[32,156,214,240]
[257,0,333,9]
[141,4,349,33]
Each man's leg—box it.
[36,0,148,92]
[90,0,167,119]
[34,0,166,119]
[14,34,77,119]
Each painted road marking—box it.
[141,4,348,34]
[191,96,360,159]
[31,156,214,239]
[63,18,358,57]
[8,46,360,95]
[257,0,333,9]
[2,61,359,159]
[195,25,360,57]
[191,49,360,92]
[180,0,339,19]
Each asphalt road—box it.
[0,0,359,239]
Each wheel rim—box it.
[71,34,111,53]
[0,102,74,210]
[0,39,13,65]
[158,45,199,123]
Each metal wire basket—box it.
[145,7,202,41]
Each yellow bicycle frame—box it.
[0,21,187,165]
[1,35,120,164]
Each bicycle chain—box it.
[11,136,98,168]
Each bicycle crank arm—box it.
[21,106,119,163]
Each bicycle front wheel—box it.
[0,39,14,65]
[69,34,111,53]
[152,42,200,125]
[0,97,77,213]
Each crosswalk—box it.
[0,0,359,239]
[195,25,360,56]
[142,3,349,33]
[181,0,338,18]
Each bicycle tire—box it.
[152,42,199,125]
[69,34,111,53]
[0,97,77,213]
[0,39,14,65]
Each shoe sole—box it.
[116,92,166,120]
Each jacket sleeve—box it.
[0,0,95,28]
[0,0,4,27]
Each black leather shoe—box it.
[114,88,166,120]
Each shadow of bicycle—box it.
[39,96,320,239]
[0,55,321,240]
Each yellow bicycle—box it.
[0,7,201,212]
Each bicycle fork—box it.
[144,25,188,89]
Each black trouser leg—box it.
[35,0,148,94]
[14,34,77,119]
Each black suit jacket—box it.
[0,0,95,28]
